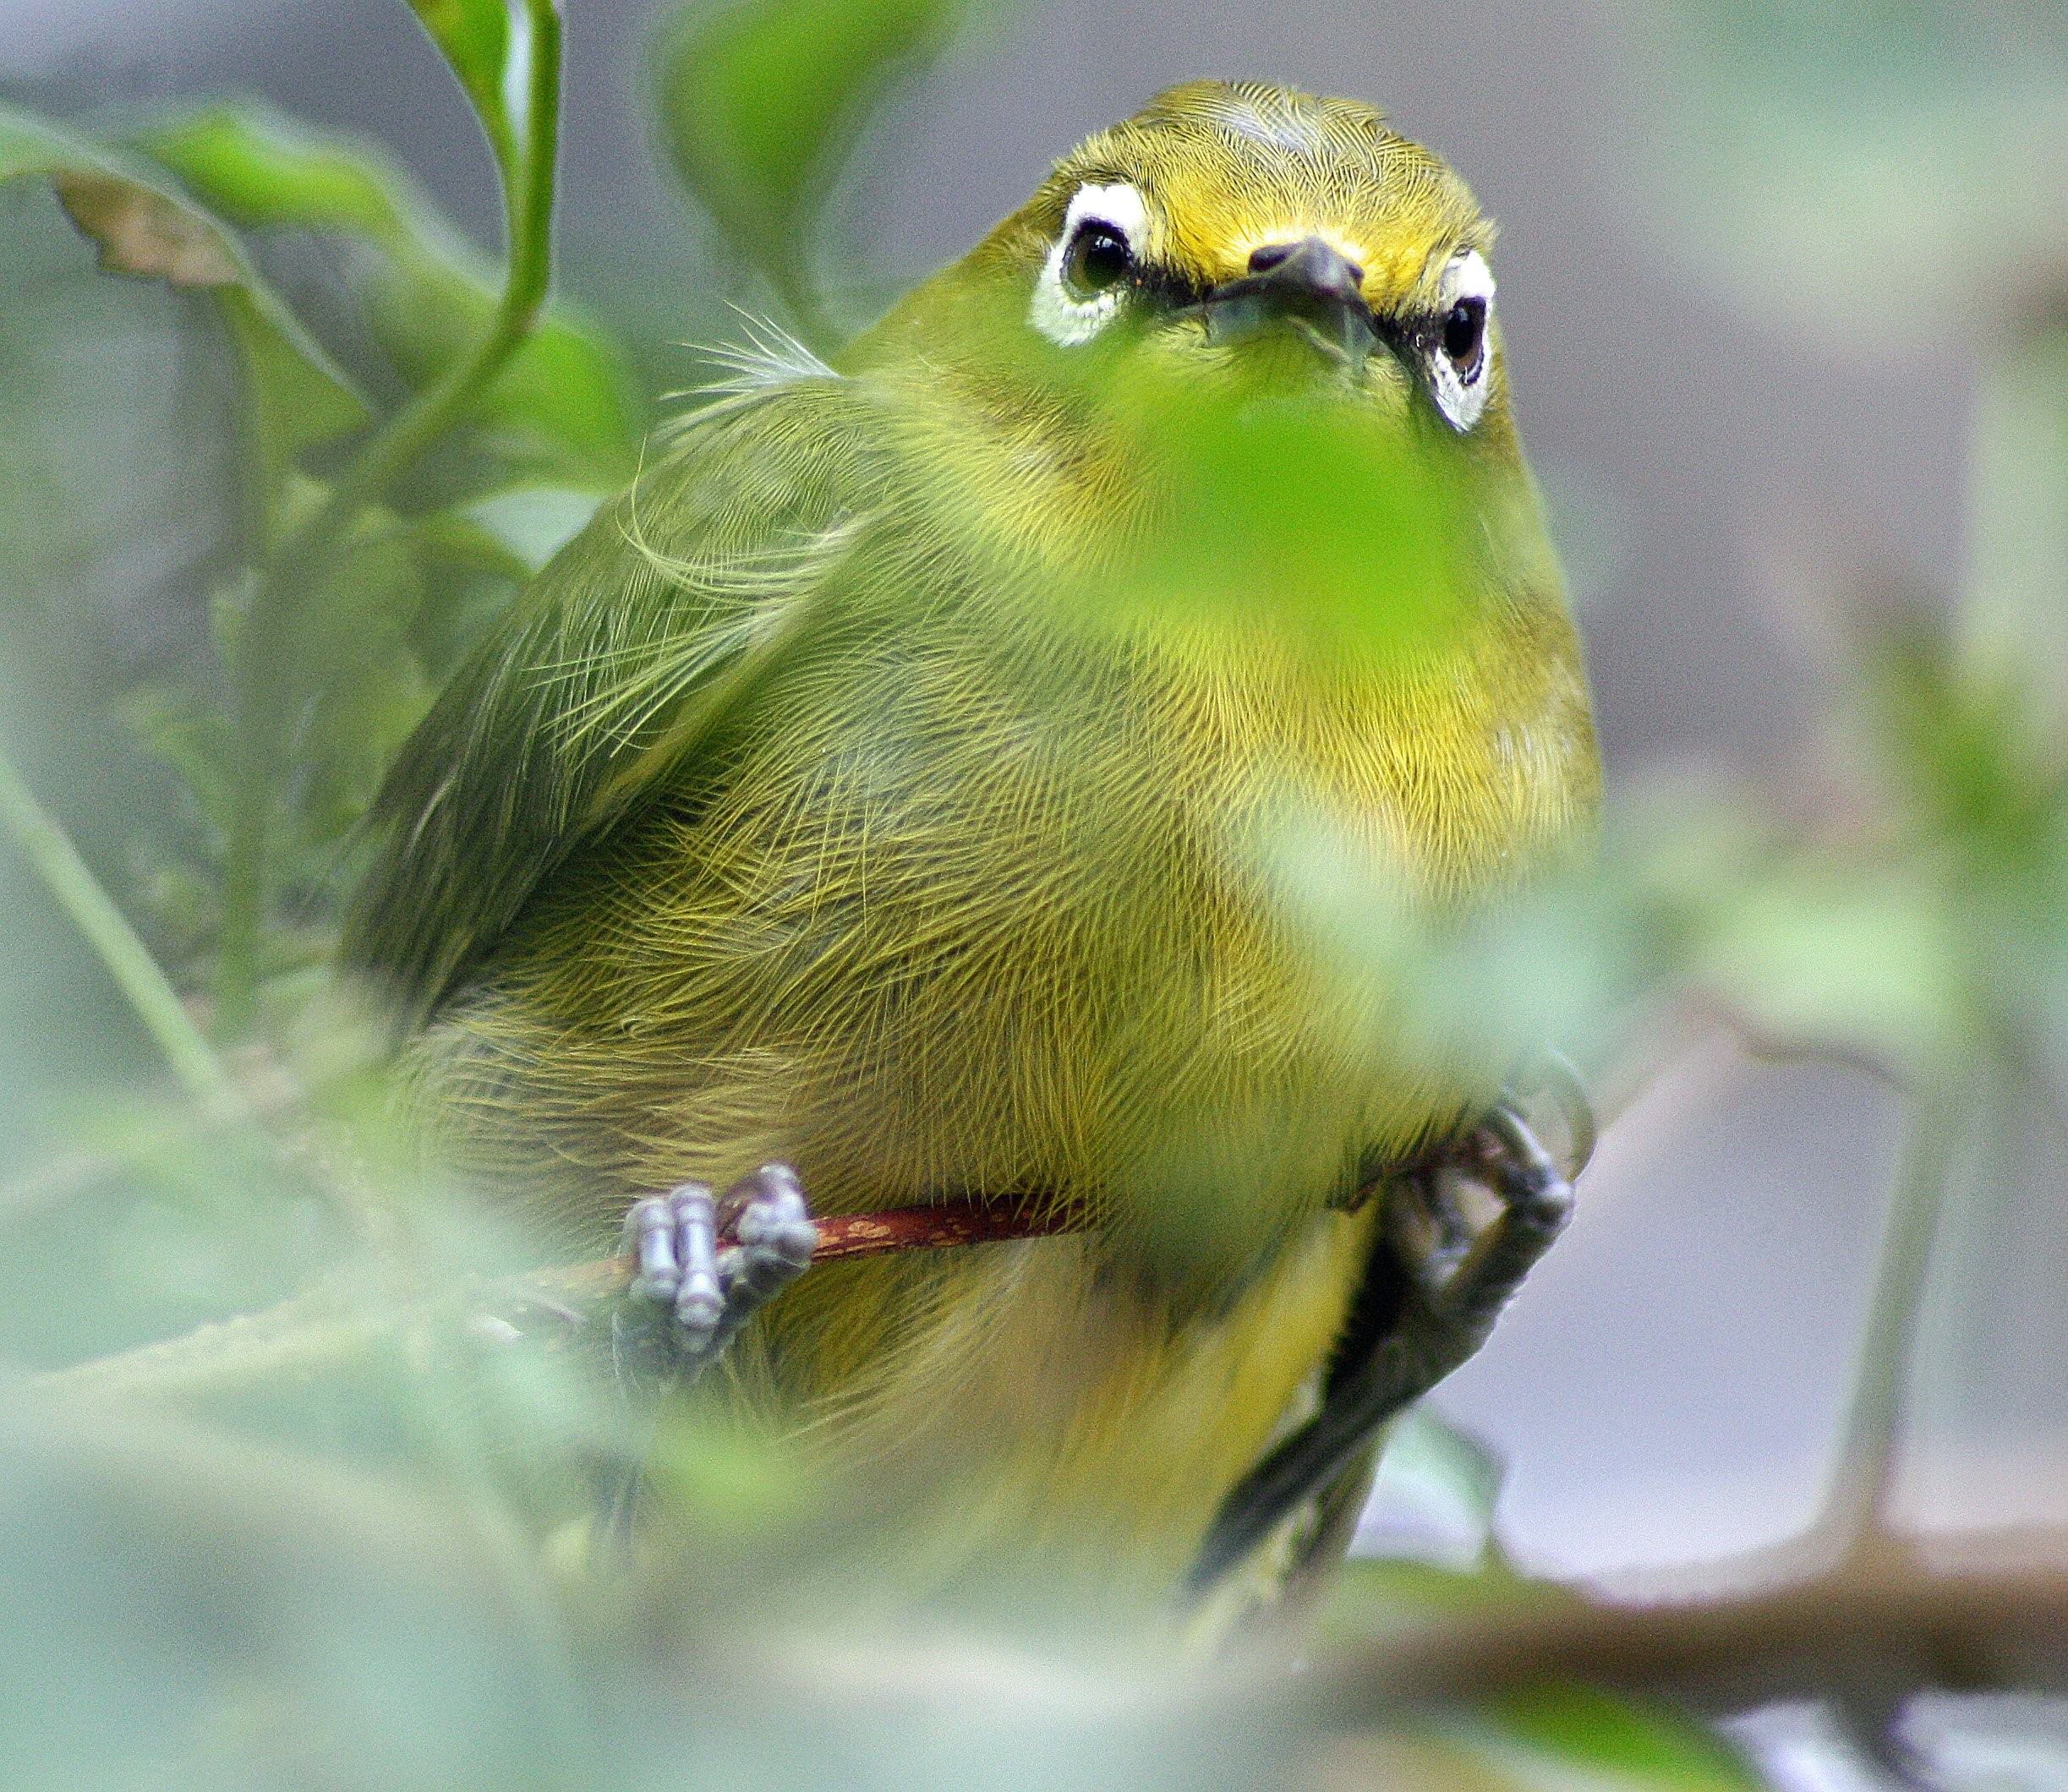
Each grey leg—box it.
[613,1164,817,1385]
[602,1165,816,1543]
[1181,1103,1574,1604]
[699,1164,817,1367]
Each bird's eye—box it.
[1031,181,1149,346]
[1424,250,1496,430]
[1062,222,1133,298]
[1442,297,1487,383]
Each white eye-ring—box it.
[1427,249,1496,432]
[1030,182,1147,347]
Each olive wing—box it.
[342,380,877,1025]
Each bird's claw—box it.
[1183,1092,1580,1603]
[1390,1101,1575,1328]
[614,1164,816,1385]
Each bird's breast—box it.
[673,595,1595,1266]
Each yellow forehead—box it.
[1040,81,1489,303]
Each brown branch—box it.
[1305,1527,2068,1718]
[35,1196,1090,1401]
[30,1046,1618,1405]
[35,1032,1639,1407]
[517,1195,1088,1308]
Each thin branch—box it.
[0,741,242,1116]
[35,1197,1086,1402]
[24,1030,1697,1407]
[1305,1527,2068,1717]
[1816,1068,1967,1554]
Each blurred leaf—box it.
[1360,1409,1507,1568]
[654,0,972,318]
[128,507,460,890]
[402,505,567,677]
[0,183,240,675]
[289,527,436,856]
[0,104,369,479]
[0,1377,588,1790]
[124,684,234,839]
[1961,327,2068,726]
[406,0,522,183]
[460,484,600,571]
[140,105,640,493]
[1045,363,1492,668]
[1316,1729,1551,1790]
[1320,1556,1567,1653]
[411,510,537,587]
[1699,860,1955,1065]
[134,107,406,239]
[52,170,241,287]
[1623,1,2068,345]
[1463,1685,1768,1789]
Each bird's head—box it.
[944,80,1505,439]
[852,82,1551,650]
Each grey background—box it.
[3,0,2038,1585]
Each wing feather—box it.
[342,377,877,1024]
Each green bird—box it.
[343,79,1597,1620]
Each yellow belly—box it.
[718,1200,1381,1610]
[420,604,1588,1613]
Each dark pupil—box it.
[1443,298,1486,373]
[1066,224,1131,295]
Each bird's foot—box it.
[610,1163,817,1396]
[1387,1102,1574,1350]
[599,1165,814,1552]
[1183,1094,1580,1601]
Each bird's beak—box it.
[1201,237,1378,363]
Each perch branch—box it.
[36,1195,1086,1402]
[1305,1527,2068,1718]
[31,1037,1613,1404]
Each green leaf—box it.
[406,0,522,183]
[1466,1685,1767,1789]
[396,500,582,680]
[1622,1,2068,345]
[458,484,601,571]
[1073,362,1491,666]
[1697,860,1956,1067]
[266,516,436,866]
[1318,1546,1574,1658]
[1363,1409,1507,1566]
[132,108,406,242]
[0,105,369,477]
[298,645,437,855]
[139,105,639,493]
[123,684,235,839]
[654,0,972,317]
[0,183,239,679]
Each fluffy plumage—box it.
[342,80,1597,1611]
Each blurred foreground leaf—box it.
[1120,386,1478,660]
[1469,1685,1765,1789]
[0,1385,581,1792]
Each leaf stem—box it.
[212,0,565,1024]
[0,740,241,1114]
[1816,1068,1966,1553]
